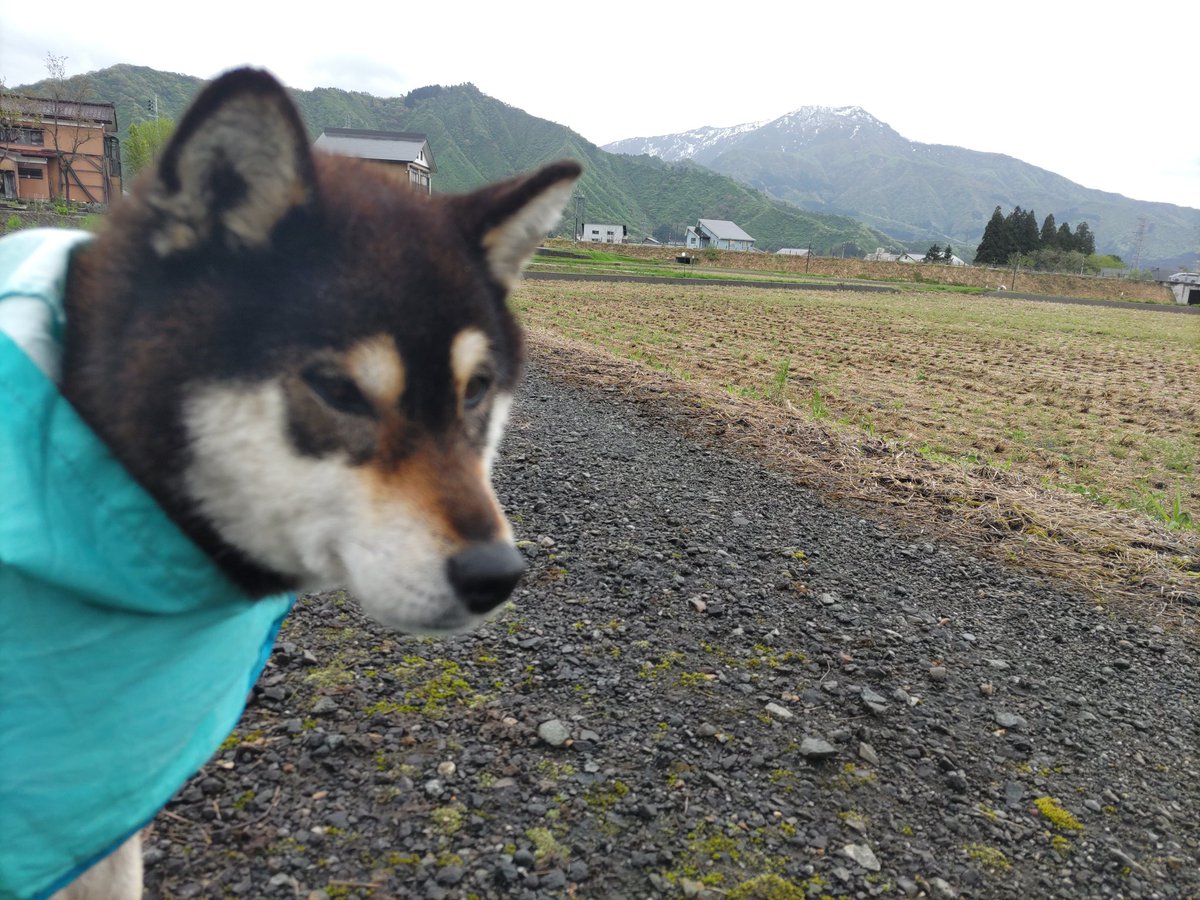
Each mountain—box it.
[10,66,897,253]
[605,107,1200,268]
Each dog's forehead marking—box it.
[450,327,490,392]
[347,335,405,407]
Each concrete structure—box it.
[314,128,436,193]
[685,219,755,252]
[1167,272,1200,305]
[0,94,122,204]
[581,223,626,244]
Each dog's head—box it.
[65,69,580,632]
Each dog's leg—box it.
[51,832,143,900]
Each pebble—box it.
[799,737,838,760]
[538,719,571,746]
[841,843,881,871]
[765,702,794,720]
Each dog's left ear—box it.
[145,68,315,257]
[454,160,583,289]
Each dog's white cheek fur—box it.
[182,381,473,629]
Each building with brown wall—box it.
[0,95,122,204]
[313,128,435,193]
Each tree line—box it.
[974,206,1095,266]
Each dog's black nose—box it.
[446,542,525,614]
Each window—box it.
[1,126,45,146]
[17,165,44,180]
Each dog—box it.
[0,67,580,899]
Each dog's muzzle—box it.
[446,541,525,614]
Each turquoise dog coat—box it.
[0,229,295,899]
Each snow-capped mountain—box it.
[602,105,1197,265]
[603,106,896,165]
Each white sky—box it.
[2,1,1198,209]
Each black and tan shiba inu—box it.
[1,67,579,899]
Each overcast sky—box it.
[2,1,1197,209]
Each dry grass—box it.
[514,280,1199,624]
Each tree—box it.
[1057,222,1073,249]
[942,245,954,262]
[1073,222,1095,256]
[42,53,96,203]
[1007,206,1040,255]
[974,206,1008,264]
[1039,213,1058,249]
[923,244,943,262]
[124,117,175,179]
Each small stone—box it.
[799,737,838,760]
[858,742,879,766]
[929,666,948,682]
[861,687,887,705]
[537,719,571,747]
[979,682,995,697]
[311,696,338,716]
[765,702,794,720]
[689,597,707,613]
[930,876,957,898]
[841,842,881,871]
[994,710,1027,730]
[436,760,456,778]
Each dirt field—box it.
[542,240,1176,305]
[513,279,1199,612]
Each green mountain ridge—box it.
[10,65,896,254]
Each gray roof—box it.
[314,128,436,173]
[698,219,755,242]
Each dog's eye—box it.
[302,366,375,418]
[464,373,492,409]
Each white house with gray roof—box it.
[314,128,436,193]
[685,218,756,252]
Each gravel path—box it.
[144,355,1200,900]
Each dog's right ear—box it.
[145,68,316,257]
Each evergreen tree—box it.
[923,244,943,262]
[1016,208,1040,254]
[1074,222,1095,256]
[975,206,1008,264]
[1040,213,1058,249]
[1057,222,1073,248]
[942,245,954,262]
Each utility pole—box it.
[572,192,584,242]
[1130,216,1147,273]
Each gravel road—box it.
[143,354,1200,900]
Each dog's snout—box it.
[446,542,525,614]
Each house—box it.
[313,128,436,193]
[581,223,626,244]
[685,218,756,252]
[0,93,122,204]
[775,248,811,256]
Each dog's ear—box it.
[454,160,583,288]
[145,68,315,257]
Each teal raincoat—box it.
[0,229,294,899]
